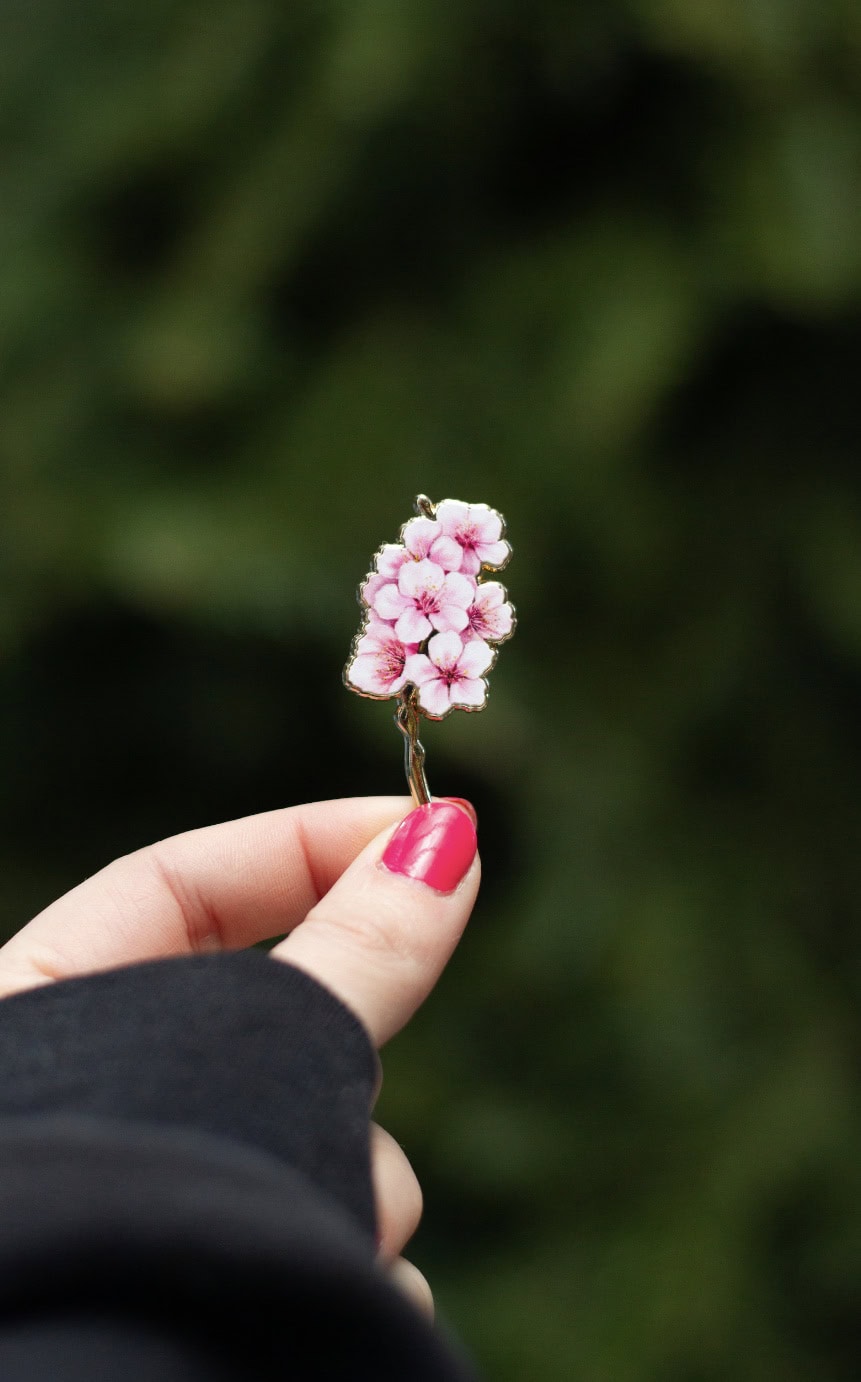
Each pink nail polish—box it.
[381,802,477,894]
[442,797,478,829]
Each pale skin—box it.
[0,796,481,1319]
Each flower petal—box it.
[470,505,503,543]
[442,571,477,607]
[458,638,494,677]
[458,548,482,576]
[398,557,444,598]
[488,603,514,638]
[476,580,505,610]
[431,605,469,633]
[450,677,487,708]
[403,653,437,686]
[360,572,387,606]
[417,677,453,719]
[426,630,463,669]
[348,655,390,696]
[373,583,409,620]
[396,608,433,643]
[375,543,410,579]
[367,612,398,638]
[428,535,463,571]
[354,629,381,656]
[435,500,470,536]
[402,517,440,559]
[476,539,510,570]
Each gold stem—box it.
[395,688,431,806]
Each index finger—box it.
[0,797,412,998]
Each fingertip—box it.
[387,1257,434,1320]
[440,796,478,829]
[380,802,477,894]
[371,1124,423,1262]
[274,803,481,1045]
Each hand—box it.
[0,796,481,1317]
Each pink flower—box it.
[464,580,515,643]
[372,558,476,643]
[404,631,495,718]
[346,618,418,697]
[436,500,510,575]
[402,517,462,571]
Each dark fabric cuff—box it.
[0,950,379,1237]
[0,1116,477,1380]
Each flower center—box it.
[456,523,479,551]
[383,645,406,680]
[417,589,441,614]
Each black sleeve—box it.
[0,951,477,1381]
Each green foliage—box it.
[2,2,861,1376]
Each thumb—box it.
[273,801,479,1046]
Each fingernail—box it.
[381,802,477,893]
[441,797,478,828]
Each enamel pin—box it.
[344,495,515,805]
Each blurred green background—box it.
[3,2,861,1378]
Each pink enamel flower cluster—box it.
[345,499,514,719]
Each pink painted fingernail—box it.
[442,797,478,828]
[381,802,477,893]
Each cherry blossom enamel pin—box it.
[344,495,515,805]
